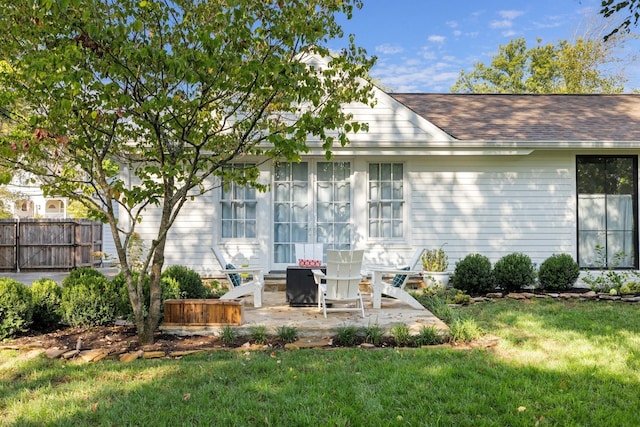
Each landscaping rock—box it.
[78,349,110,363]
[142,351,166,359]
[485,293,503,299]
[119,351,143,363]
[45,348,66,359]
[285,338,331,349]
[506,293,534,300]
[62,350,80,359]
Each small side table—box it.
[286,265,325,307]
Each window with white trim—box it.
[577,155,638,268]
[368,162,404,239]
[221,164,256,239]
[316,161,352,250]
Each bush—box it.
[60,268,119,326]
[31,278,62,330]
[451,254,494,294]
[493,252,536,292]
[538,254,580,291]
[0,278,33,340]
[449,316,484,343]
[112,272,152,320]
[161,265,208,299]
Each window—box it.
[577,156,638,268]
[368,163,404,238]
[273,162,310,263]
[221,164,257,238]
[316,161,351,250]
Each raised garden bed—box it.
[162,299,244,326]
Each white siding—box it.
[404,151,576,267]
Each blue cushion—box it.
[225,263,242,288]
[391,266,411,288]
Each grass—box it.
[2,299,640,426]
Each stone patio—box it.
[158,289,448,339]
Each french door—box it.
[273,161,352,269]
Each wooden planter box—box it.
[163,299,244,326]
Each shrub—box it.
[31,278,62,330]
[335,325,361,346]
[161,265,207,299]
[112,272,153,320]
[414,325,444,346]
[451,254,494,294]
[449,316,484,343]
[0,278,33,340]
[275,325,298,344]
[220,325,238,346]
[249,324,269,345]
[538,254,580,291]
[60,268,119,326]
[391,324,411,347]
[362,323,385,346]
[493,252,536,292]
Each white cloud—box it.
[502,30,517,37]
[428,35,446,44]
[371,55,462,93]
[453,30,462,37]
[375,43,404,54]
[499,10,524,20]
[490,19,513,29]
[446,20,458,28]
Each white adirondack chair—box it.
[312,250,365,318]
[211,246,264,308]
[369,248,426,310]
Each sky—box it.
[329,0,640,93]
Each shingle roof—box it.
[389,93,640,142]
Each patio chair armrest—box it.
[321,274,363,281]
[369,268,422,275]
[222,267,263,274]
[311,269,326,278]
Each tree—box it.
[601,0,640,40]
[0,0,375,344]
[451,37,625,93]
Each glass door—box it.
[273,161,352,269]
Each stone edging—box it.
[473,291,640,303]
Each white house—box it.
[131,88,640,277]
[7,172,68,219]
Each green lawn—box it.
[2,298,640,426]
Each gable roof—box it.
[389,94,640,142]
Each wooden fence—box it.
[0,219,103,271]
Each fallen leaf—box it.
[183,393,191,401]
[517,406,526,412]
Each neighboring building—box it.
[7,172,68,219]
[4,172,117,261]
[128,89,640,278]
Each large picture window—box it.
[368,163,404,239]
[221,164,257,239]
[577,156,638,268]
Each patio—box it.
[159,289,449,339]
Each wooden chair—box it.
[369,248,426,310]
[211,246,264,308]
[312,250,365,318]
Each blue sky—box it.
[330,0,640,93]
